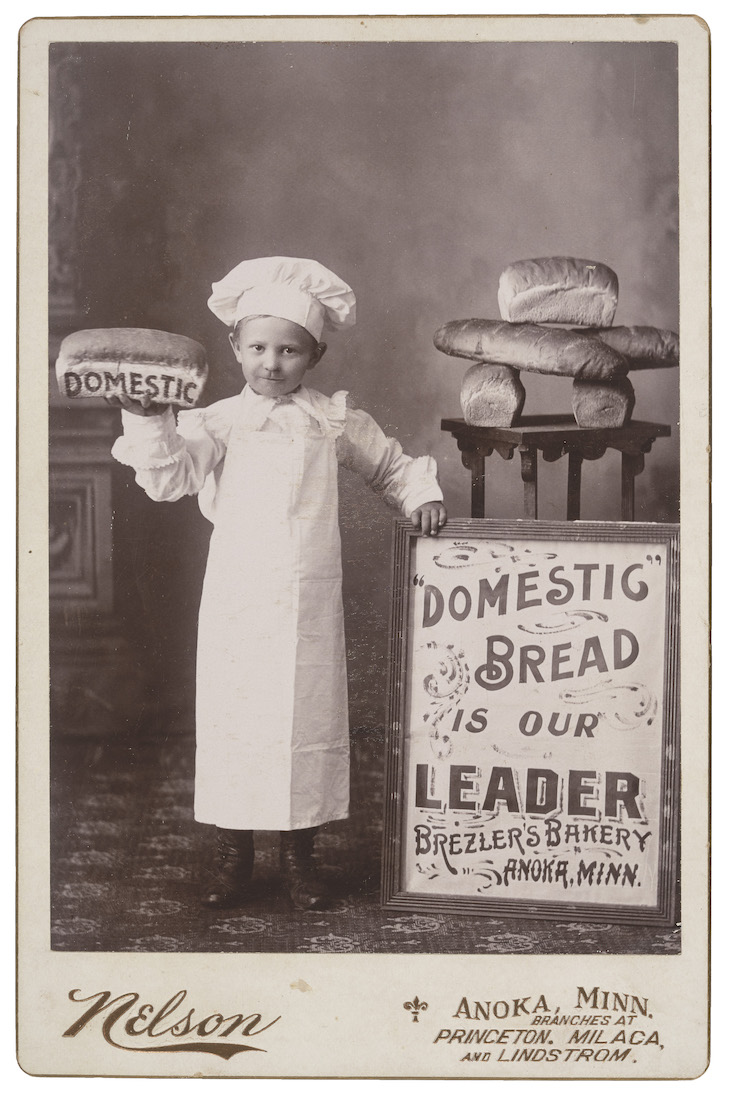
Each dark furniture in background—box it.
[442,415,672,521]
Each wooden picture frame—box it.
[382,518,679,927]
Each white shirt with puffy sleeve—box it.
[111,385,443,521]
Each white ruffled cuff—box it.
[111,407,186,470]
[398,455,444,516]
[177,402,235,445]
[299,388,349,438]
[323,389,349,437]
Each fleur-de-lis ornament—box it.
[403,995,428,1022]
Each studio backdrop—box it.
[49,39,679,738]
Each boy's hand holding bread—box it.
[105,392,166,416]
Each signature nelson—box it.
[62,988,281,1059]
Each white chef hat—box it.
[207,256,356,341]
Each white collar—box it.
[240,384,328,432]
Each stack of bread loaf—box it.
[55,327,208,408]
[434,257,678,428]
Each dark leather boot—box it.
[279,827,329,910]
[201,828,254,910]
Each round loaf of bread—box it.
[56,328,208,406]
[579,325,678,369]
[434,319,628,381]
[498,257,619,327]
[460,363,526,427]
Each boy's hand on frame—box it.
[410,501,447,537]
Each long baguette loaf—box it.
[434,319,628,381]
[580,325,678,369]
[498,257,619,327]
[56,328,208,406]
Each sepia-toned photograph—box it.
[18,13,710,1079]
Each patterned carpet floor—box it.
[50,729,681,955]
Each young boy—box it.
[110,256,446,911]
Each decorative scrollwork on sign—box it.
[418,642,470,759]
[432,541,557,571]
[415,857,504,891]
[561,679,657,730]
[517,608,609,635]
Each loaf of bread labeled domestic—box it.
[572,377,635,428]
[580,325,678,369]
[498,257,619,327]
[56,328,208,406]
[434,319,628,381]
[460,363,526,427]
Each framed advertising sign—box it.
[382,519,679,926]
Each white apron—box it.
[193,399,350,831]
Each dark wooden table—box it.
[441,415,671,521]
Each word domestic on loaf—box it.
[56,327,208,407]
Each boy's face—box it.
[230,315,325,398]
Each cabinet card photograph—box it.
[17,13,710,1079]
